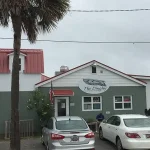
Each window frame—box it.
[113,95,133,110]
[82,96,102,111]
[92,66,97,73]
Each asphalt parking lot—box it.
[0,135,116,150]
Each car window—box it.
[55,120,88,130]
[107,116,116,124]
[47,119,53,129]
[112,116,121,126]
[124,118,150,128]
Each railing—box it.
[87,122,99,133]
[5,119,34,139]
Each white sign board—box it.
[79,76,109,94]
[61,103,65,108]
[106,111,110,114]
[70,103,75,106]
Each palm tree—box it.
[0,0,70,150]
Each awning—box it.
[49,89,74,97]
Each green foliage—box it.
[86,118,96,123]
[0,0,70,43]
[27,89,54,124]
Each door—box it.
[55,97,69,117]
[58,99,66,116]
[109,116,121,143]
[103,116,116,140]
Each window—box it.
[124,118,150,128]
[55,120,88,130]
[19,58,21,71]
[82,96,102,111]
[112,116,121,126]
[114,96,132,110]
[107,116,116,124]
[92,66,96,73]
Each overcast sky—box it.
[1,0,150,76]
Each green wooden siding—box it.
[0,91,40,137]
[0,86,146,138]
[40,86,146,120]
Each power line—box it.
[0,37,150,44]
[69,8,150,13]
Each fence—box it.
[5,119,34,139]
[88,122,99,133]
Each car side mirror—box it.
[103,120,107,123]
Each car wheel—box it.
[116,137,124,150]
[41,135,45,146]
[99,128,104,140]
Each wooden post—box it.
[5,121,8,139]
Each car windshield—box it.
[124,118,150,128]
[55,120,88,130]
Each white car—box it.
[99,114,150,150]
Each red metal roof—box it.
[35,60,147,86]
[0,48,44,74]
[41,74,50,81]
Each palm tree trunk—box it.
[10,15,21,150]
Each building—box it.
[0,50,149,138]
[128,75,150,110]
[0,49,45,138]
[35,60,147,120]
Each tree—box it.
[27,89,54,124]
[0,1,70,150]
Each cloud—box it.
[0,0,150,76]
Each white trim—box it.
[113,95,133,110]
[35,60,146,88]
[82,96,102,111]
[132,76,150,80]
[54,97,69,117]
[98,64,146,86]
[35,61,94,88]
[8,52,27,57]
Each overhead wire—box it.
[69,8,150,13]
[0,8,150,44]
[0,37,150,44]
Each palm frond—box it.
[0,0,70,43]
[0,12,9,27]
[21,8,39,43]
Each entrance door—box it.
[55,97,69,117]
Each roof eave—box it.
[35,60,147,88]
[8,52,27,57]
[132,76,150,80]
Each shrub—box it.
[27,89,54,125]
[86,118,95,123]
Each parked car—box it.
[99,114,150,150]
[41,116,95,150]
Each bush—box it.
[27,89,54,125]
[86,118,95,123]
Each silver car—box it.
[41,116,95,150]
